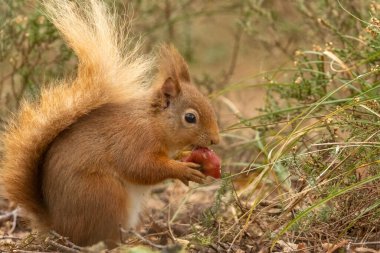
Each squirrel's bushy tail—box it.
[1,0,153,227]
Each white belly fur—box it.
[124,182,151,228]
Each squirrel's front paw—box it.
[178,162,206,185]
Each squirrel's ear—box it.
[158,44,191,84]
[161,77,180,98]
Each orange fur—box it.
[1,0,219,247]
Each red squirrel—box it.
[1,0,219,247]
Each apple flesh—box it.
[181,147,221,179]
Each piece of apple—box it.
[181,147,221,179]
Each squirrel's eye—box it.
[185,113,196,124]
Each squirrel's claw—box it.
[181,164,206,185]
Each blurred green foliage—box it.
[0,0,74,118]
[3,0,364,121]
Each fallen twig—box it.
[0,207,20,234]
[326,239,348,253]
[49,231,83,251]
[0,235,22,240]
[12,251,58,253]
[46,237,79,253]
[120,227,166,249]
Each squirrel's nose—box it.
[210,134,220,145]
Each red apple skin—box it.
[181,147,221,179]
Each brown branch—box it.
[221,26,243,85]
[165,0,174,41]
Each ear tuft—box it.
[157,44,191,83]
